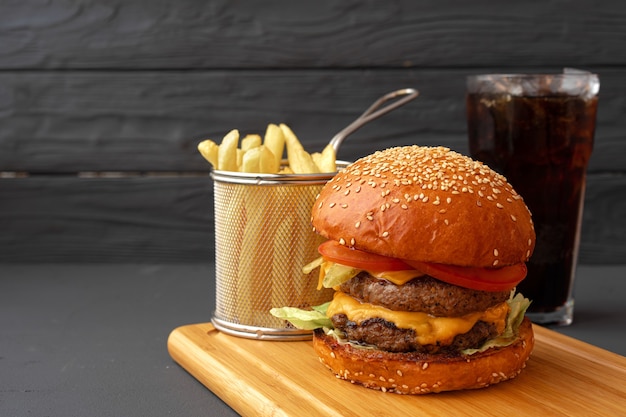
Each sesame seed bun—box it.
[313,316,534,394]
[311,146,535,268]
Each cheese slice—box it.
[316,258,422,290]
[370,270,423,286]
[326,292,509,346]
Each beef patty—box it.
[331,314,499,353]
[332,273,510,353]
[339,272,510,317]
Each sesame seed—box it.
[330,352,336,359]
[355,186,361,193]
[344,190,350,196]
[350,238,356,246]
[339,238,346,245]
[382,231,389,238]
[511,214,517,222]
[476,200,482,207]
[396,370,403,377]
[422,362,429,370]
[367,215,374,221]
[494,248,499,257]
[355,221,361,228]
[329,202,336,208]
[496,203,504,209]
[422,196,429,203]
[444,219,449,225]
[341,204,348,208]
[528,239,532,246]
[401,204,408,210]
[446,197,452,204]
[493,260,499,266]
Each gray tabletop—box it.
[1,264,624,416]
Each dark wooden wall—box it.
[1,0,624,263]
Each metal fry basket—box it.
[210,165,347,340]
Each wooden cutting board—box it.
[167,323,626,417]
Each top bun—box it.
[311,146,535,268]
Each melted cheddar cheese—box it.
[316,258,422,290]
[326,292,510,346]
[370,270,423,286]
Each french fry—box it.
[236,149,244,171]
[218,129,239,171]
[241,146,261,173]
[241,134,262,152]
[318,143,337,172]
[292,148,320,174]
[258,145,280,174]
[291,187,324,303]
[280,124,320,173]
[237,150,282,323]
[311,152,322,169]
[240,145,279,174]
[237,186,273,324]
[271,192,296,309]
[279,123,304,152]
[263,124,285,169]
[197,139,219,168]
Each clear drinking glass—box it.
[466,70,599,325]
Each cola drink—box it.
[466,73,599,325]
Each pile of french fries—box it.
[197,123,336,174]
[198,124,336,326]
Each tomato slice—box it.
[317,240,527,292]
[318,240,413,272]
[403,260,527,292]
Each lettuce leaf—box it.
[270,292,532,356]
[461,292,531,355]
[270,302,333,330]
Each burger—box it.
[271,145,536,394]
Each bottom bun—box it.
[312,317,534,394]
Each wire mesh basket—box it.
[210,166,347,340]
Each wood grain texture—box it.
[1,1,624,264]
[1,0,625,69]
[0,174,623,263]
[167,322,626,417]
[0,176,214,262]
[0,68,624,172]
